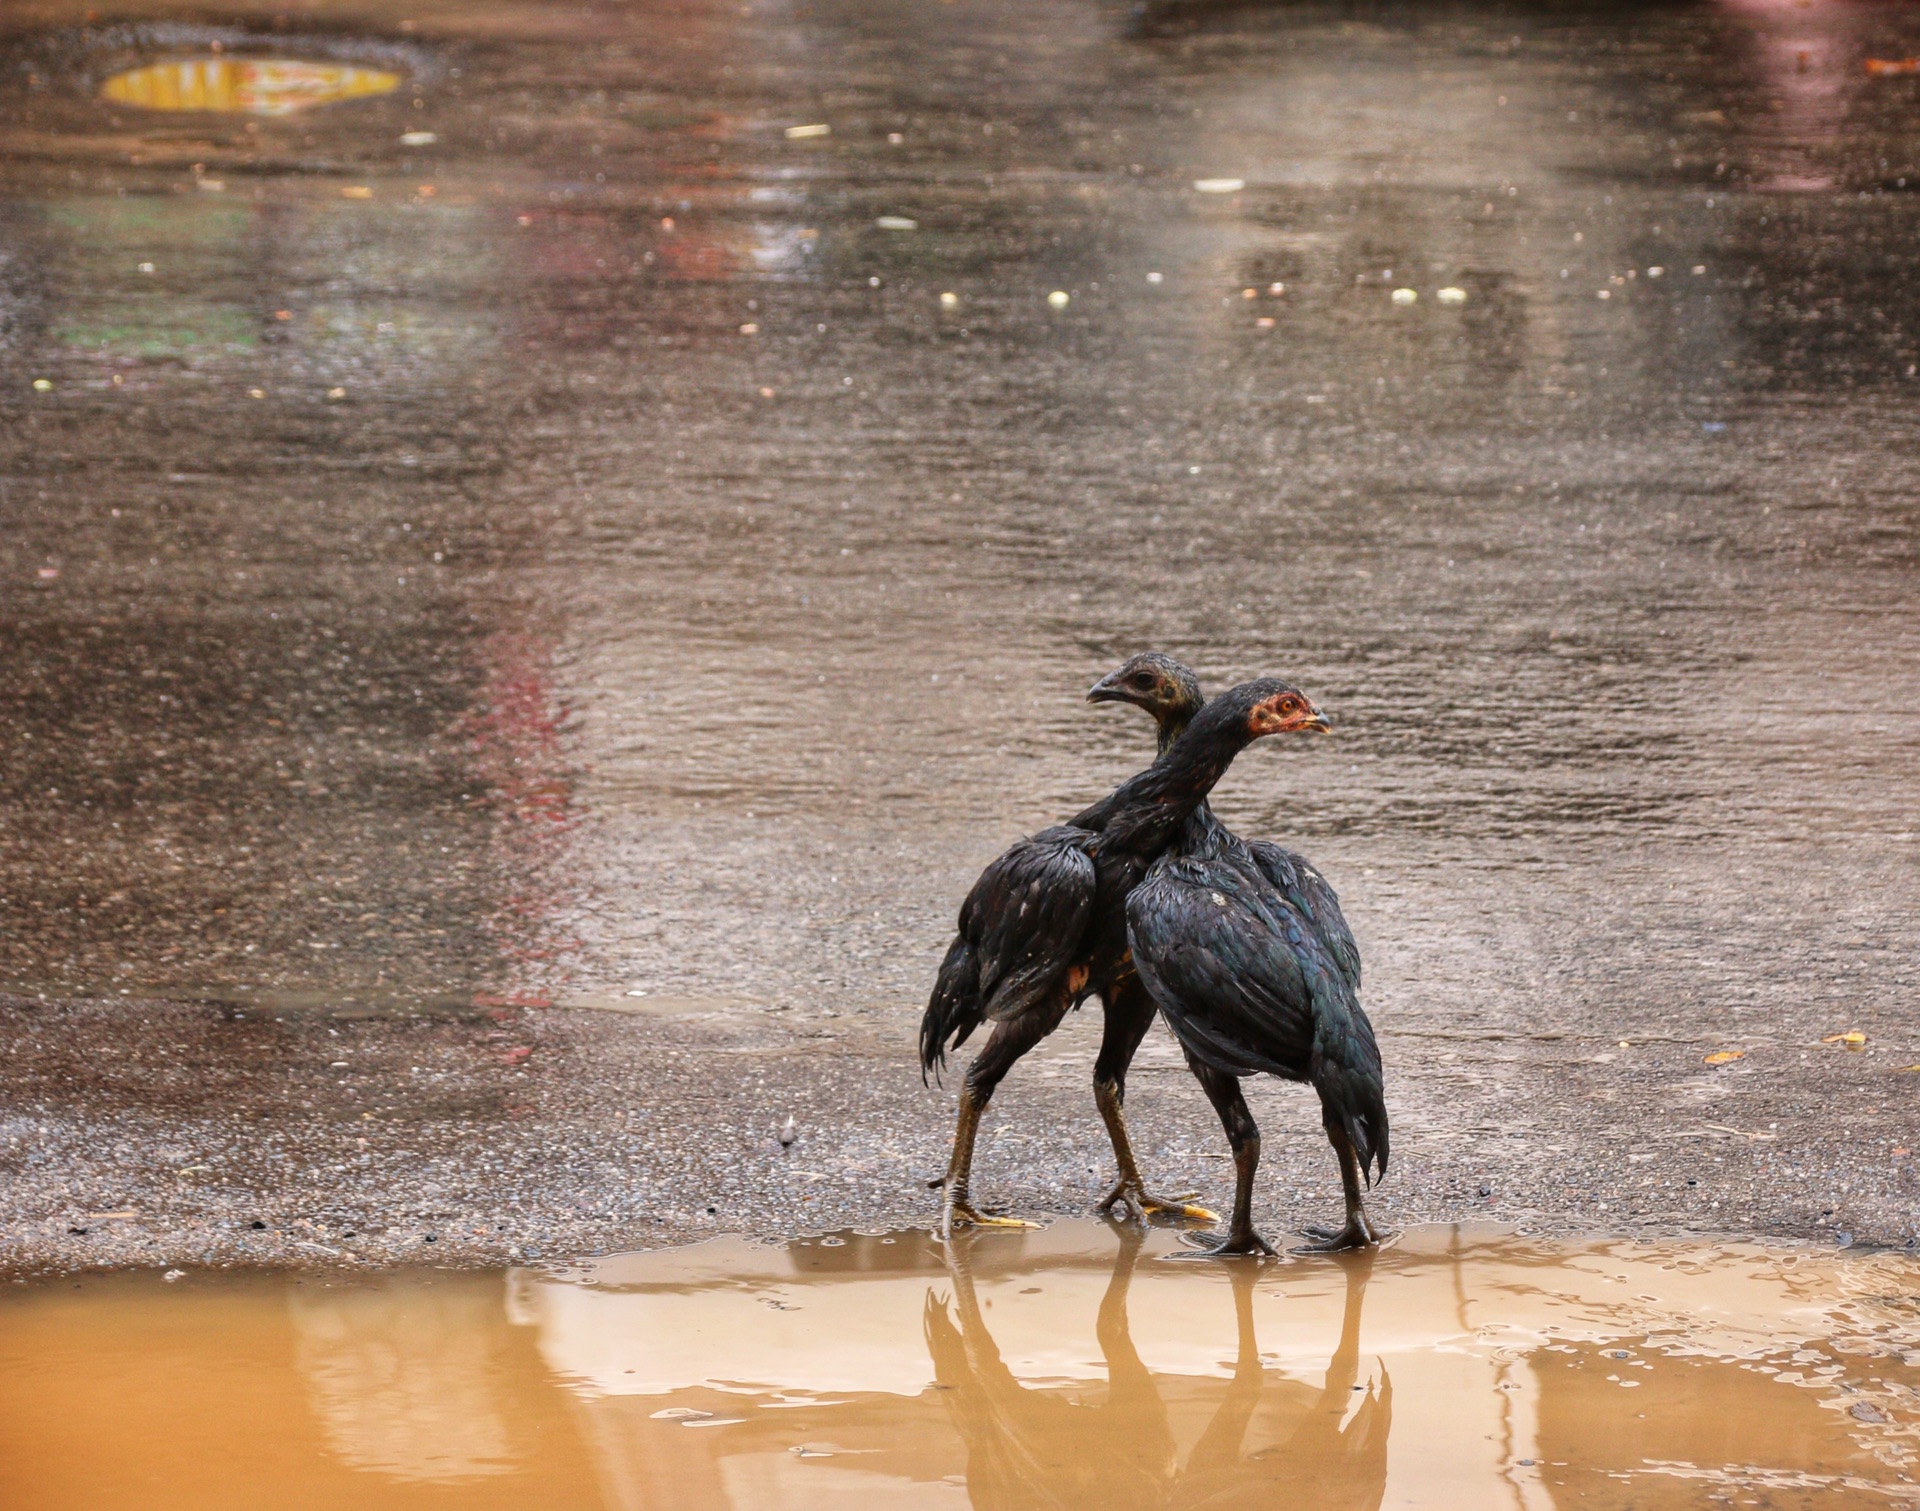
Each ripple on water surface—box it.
[2,1222,1917,1509]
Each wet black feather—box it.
[1129,833,1388,1184]
[919,827,1096,1082]
[1245,839,1362,995]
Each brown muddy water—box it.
[6,1222,1920,1511]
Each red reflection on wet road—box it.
[461,628,581,986]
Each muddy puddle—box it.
[4,1221,1918,1510]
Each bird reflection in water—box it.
[924,1225,1390,1511]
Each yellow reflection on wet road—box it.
[99,57,402,115]
[2,1223,1917,1510]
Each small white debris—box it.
[875,215,917,230]
[31,378,52,392]
[939,291,959,308]
[651,1407,713,1421]
[1046,290,1070,309]
[785,123,831,139]
[1436,286,1467,305]
[780,1114,797,1149]
[1146,271,1164,284]
[1390,287,1418,305]
[1193,178,1245,193]
[163,1269,186,1282]
[197,178,225,193]
[1691,264,1706,275]
[400,131,438,146]
[137,261,156,274]
[1267,281,1284,295]
[739,322,760,335]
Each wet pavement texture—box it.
[1,0,1919,1273]
[7,1221,1920,1509]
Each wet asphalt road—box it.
[2,0,1918,1274]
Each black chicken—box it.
[921,679,1330,1237]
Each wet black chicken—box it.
[920,679,1330,1236]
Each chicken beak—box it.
[1297,706,1332,734]
[1086,673,1127,704]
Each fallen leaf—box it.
[1821,1031,1867,1047]
[1703,1050,1744,1065]
[1865,58,1920,76]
